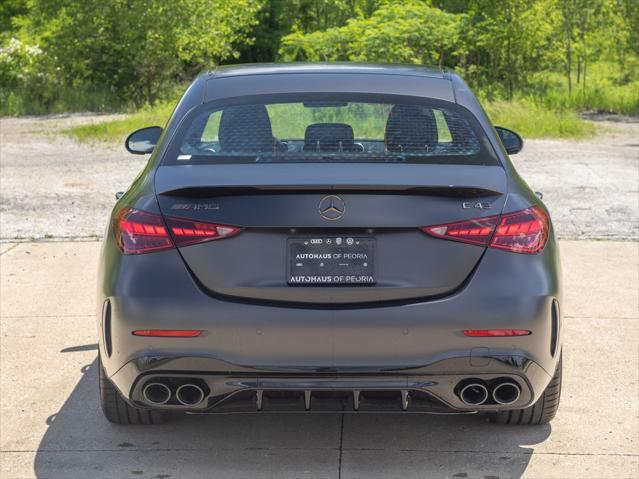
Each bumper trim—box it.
[109,353,553,413]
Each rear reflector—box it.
[463,329,531,337]
[422,206,549,254]
[132,329,203,337]
[114,207,242,254]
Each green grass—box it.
[523,62,639,115]
[0,86,135,116]
[484,100,597,139]
[18,60,633,142]
[64,102,175,142]
[64,97,598,144]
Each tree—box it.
[0,0,27,36]
[467,0,557,100]
[280,0,465,67]
[238,0,381,63]
[22,0,263,104]
[2,0,638,114]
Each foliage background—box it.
[1,0,637,137]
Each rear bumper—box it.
[98,229,562,412]
[110,352,554,413]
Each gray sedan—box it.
[97,63,562,426]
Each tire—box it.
[489,353,562,425]
[98,355,167,425]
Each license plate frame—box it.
[287,237,376,286]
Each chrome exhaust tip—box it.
[142,382,171,405]
[492,381,521,405]
[458,381,489,406]
[176,384,205,406]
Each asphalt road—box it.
[0,239,637,478]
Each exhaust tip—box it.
[458,381,489,406]
[142,382,171,405]
[176,384,205,406]
[492,381,521,405]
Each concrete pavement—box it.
[0,239,637,478]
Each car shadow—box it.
[34,357,551,479]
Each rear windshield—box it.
[164,93,498,166]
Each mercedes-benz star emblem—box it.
[318,195,346,221]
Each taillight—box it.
[422,206,549,254]
[115,208,173,254]
[114,207,242,254]
[490,206,549,254]
[166,216,242,247]
[422,215,499,246]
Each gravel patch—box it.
[1,113,637,240]
[1,114,144,240]
[512,116,639,240]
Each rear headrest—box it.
[385,105,438,152]
[303,123,358,152]
[219,104,274,152]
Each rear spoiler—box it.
[155,164,506,197]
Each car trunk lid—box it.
[155,163,506,304]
